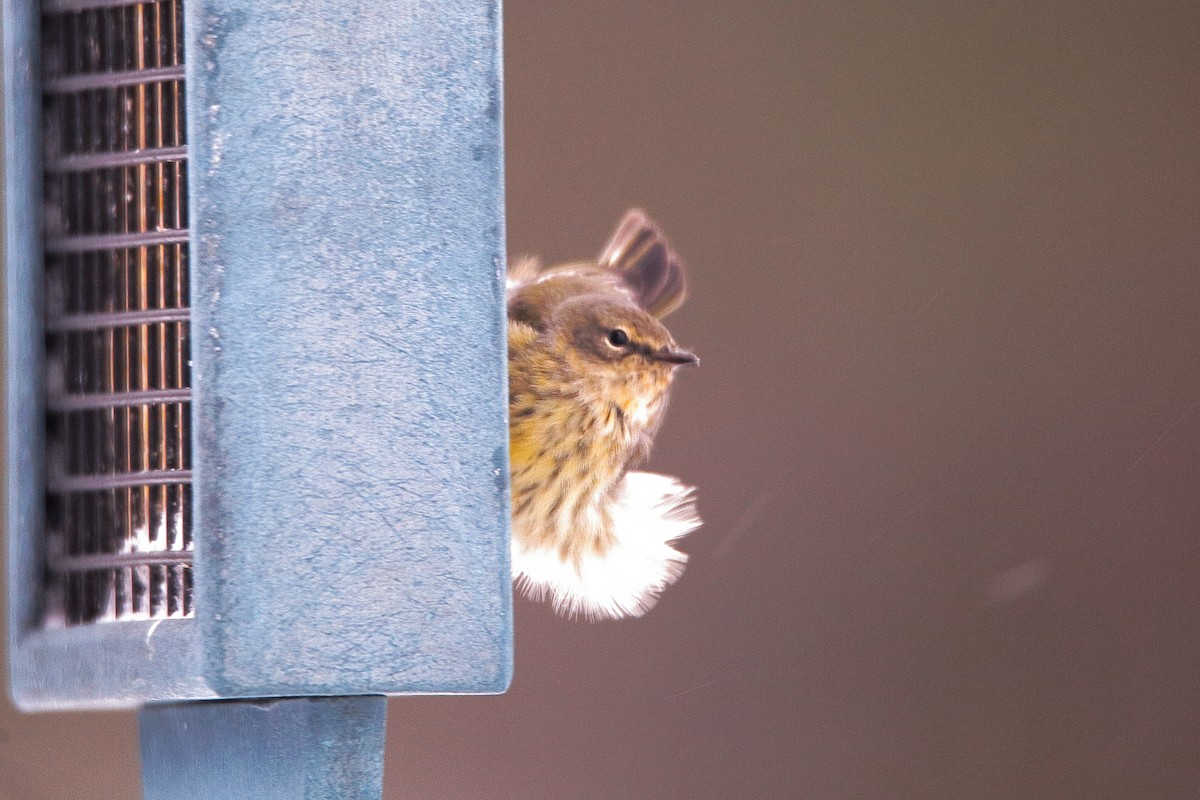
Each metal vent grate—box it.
[41,0,192,626]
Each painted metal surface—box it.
[187,0,511,696]
[140,696,387,800]
[4,0,49,701]
[8,0,510,709]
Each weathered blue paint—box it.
[187,0,511,697]
[140,696,387,800]
[8,0,511,710]
[10,621,217,711]
[4,0,48,703]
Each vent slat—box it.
[46,145,187,173]
[43,64,186,94]
[45,229,189,254]
[49,550,193,572]
[42,0,150,14]
[49,469,194,494]
[46,305,189,331]
[49,388,191,412]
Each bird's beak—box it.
[653,347,699,366]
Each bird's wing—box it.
[597,209,688,318]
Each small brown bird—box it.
[507,210,700,619]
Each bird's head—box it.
[552,297,698,385]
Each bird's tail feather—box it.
[512,471,701,620]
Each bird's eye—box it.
[607,328,630,347]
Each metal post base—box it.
[139,695,386,800]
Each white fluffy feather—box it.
[512,471,701,620]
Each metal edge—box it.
[10,620,216,711]
[491,0,514,694]
[4,0,46,707]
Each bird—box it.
[507,209,700,620]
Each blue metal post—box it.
[139,696,387,800]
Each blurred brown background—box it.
[5,1,1200,798]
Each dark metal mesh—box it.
[41,0,193,625]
